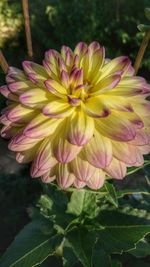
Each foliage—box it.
[0,0,22,48]
[1,161,150,267]
[0,0,150,72]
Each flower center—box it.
[68,82,92,106]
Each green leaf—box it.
[96,211,150,253]
[39,194,53,211]
[127,161,150,176]
[137,24,150,32]
[145,7,150,21]
[0,219,62,267]
[62,240,78,267]
[66,228,96,267]
[130,238,150,258]
[105,182,118,207]
[67,190,99,218]
[117,189,150,198]
[92,240,111,267]
[40,185,72,228]
[111,260,122,267]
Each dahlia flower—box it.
[1,42,150,189]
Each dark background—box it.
[0,0,150,266]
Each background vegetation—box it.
[0,0,150,266]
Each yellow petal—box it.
[45,79,67,97]
[83,96,110,118]
[105,157,127,179]
[84,130,112,168]
[43,99,75,118]
[67,109,94,145]
[23,114,62,138]
[96,111,136,141]
[71,156,96,182]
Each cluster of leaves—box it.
[138,7,150,32]
[0,0,22,48]
[1,163,150,267]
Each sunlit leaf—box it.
[67,190,99,218]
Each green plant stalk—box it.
[0,50,9,73]
[134,29,150,74]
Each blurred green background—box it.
[0,0,150,265]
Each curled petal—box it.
[89,47,105,80]
[90,95,133,113]
[45,79,67,97]
[138,145,150,155]
[74,179,86,189]
[9,133,40,151]
[91,74,121,95]
[96,111,136,141]
[61,70,69,89]
[6,67,26,83]
[122,112,144,129]
[83,96,110,118]
[1,125,21,139]
[22,61,48,78]
[67,95,81,106]
[121,61,134,77]
[19,88,49,108]
[109,77,150,96]
[80,49,91,80]
[53,134,81,163]
[41,168,56,183]
[57,163,75,189]
[100,56,133,79]
[61,46,74,67]
[131,100,150,118]
[0,85,18,101]
[43,99,75,118]
[0,114,12,126]
[129,129,149,146]
[105,158,127,179]
[112,141,140,165]
[6,104,36,123]
[67,110,94,146]
[8,81,33,95]
[16,145,38,163]
[71,156,96,182]
[23,114,61,139]
[130,152,144,166]
[70,68,83,90]
[43,60,60,82]
[85,131,112,168]
[74,42,88,58]
[31,138,57,177]
[86,169,105,190]
[88,41,101,52]
[45,49,60,65]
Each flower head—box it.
[1,41,150,189]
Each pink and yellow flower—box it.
[1,42,150,189]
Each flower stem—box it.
[0,50,9,74]
[22,0,33,59]
[134,29,150,75]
